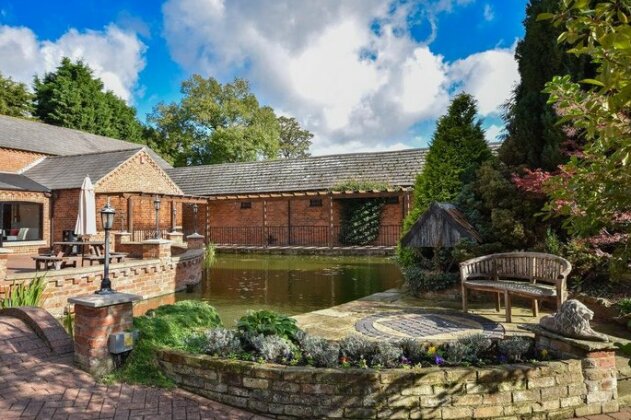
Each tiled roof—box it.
[168,148,429,196]
[0,172,49,192]
[23,149,141,190]
[0,115,171,169]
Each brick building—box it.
[167,150,428,247]
[0,115,204,255]
[1,114,493,250]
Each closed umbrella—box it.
[74,176,97,238]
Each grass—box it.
[110,300,222,387]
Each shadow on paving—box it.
[0,315,265,419]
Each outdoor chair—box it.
[6,228,29,241]
[460,252,572,323]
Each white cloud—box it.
[0,24,146,102]
[483,4,495,21]
[484,124,504,143]
[448,47,519,115]
[160,0,519,154]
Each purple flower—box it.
[401,356,411,365]
[434,355,445,365]
[499,354,508,364]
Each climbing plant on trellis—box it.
[339,198,385,246]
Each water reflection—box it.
[175,254,403,325]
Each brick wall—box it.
[1,247,204,316]
[158,348,616,419]
[206,193,407,246]
[96,150,182,195]
[0,147,47,173]
[0,189,51,254]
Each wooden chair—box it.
[460,252,572,323]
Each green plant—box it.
[63,306,74,337]
[203,243,216,269]
[331,179,391,192]
[249,334,296,363]
[203,327,242,355]
[338,198,385,245]
[618,299,631,316]
[237,310,301,342]
[114,301,222,387]
[497,336,533,362]
[339,335,376,366]
[370,341,403,368]
[300,335,340,368]
[445,334,492,364]
[402,266,458,296]
[1,275,46,308]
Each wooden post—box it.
[328,193,334,247]
[127,197,134,234]
[263,199,267,247]
[287,199,291,246]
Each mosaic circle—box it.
[355,310,504,341]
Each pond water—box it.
[174,254,403,326]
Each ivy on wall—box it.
[339,198,385,245]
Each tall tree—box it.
[404,93,492,229]
[33,58,143,142]
[149,75,280,166]
[499,0,594,170]
[0,73,34,118]
[277,116,313,158]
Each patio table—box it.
[53,241,105,267]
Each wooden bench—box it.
[460,252,572,322]
[32,252,77,271]
[84,252,127,266]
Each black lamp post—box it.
[153,196,161,239]
[192,203,199,234]
[96,203,115,294]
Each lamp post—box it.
[96,203,115,294]
[153,196,161,239]
[192,203,198,234]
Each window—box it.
[0,202,43,242]
[240,201,252,209]
[385,196,399,205]
[309,199,323,207]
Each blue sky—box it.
[0,0,527,155]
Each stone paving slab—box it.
[0,315,265,420]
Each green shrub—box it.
[370,341,403,368]
[300,335,340,368]
[618,298,631,316]
[497,336,532,362]
[203,243,216,269]
[249,334,297,363]
[339,198,385,245]
[339,335,376,365]
[403,266,458,295]
[237,310,301,342]
[115,301,222,387]
[445,334,492,364]
[203,327,242,356]
[1,275,46,308]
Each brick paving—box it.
[0,315,265,419]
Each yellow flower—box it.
[540,349,549,358]
[427,345,437,355]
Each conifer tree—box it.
[404,93,492,230]
[33,58,143,142]
[499,0,593,170]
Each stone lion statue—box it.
[540,299,609,342]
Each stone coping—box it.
[520,324,617,351]
[68,292,142,308]
[5,247,204,281]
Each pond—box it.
[175,254,403,325]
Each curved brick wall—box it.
[157,349,617,419]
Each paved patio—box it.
[0,315,265,419]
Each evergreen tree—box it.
[499,0,594,170]
[0,73,34,118]
[404,93,492,229]
[33,58,143,142]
